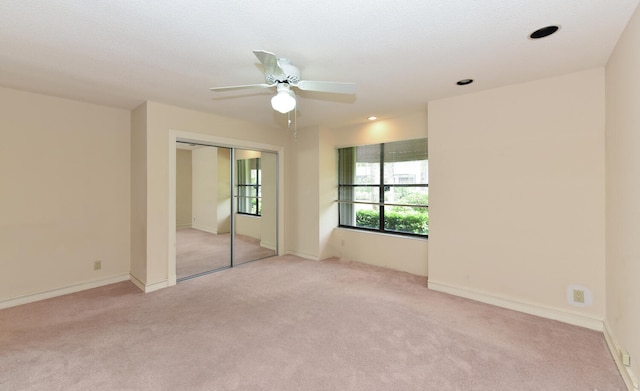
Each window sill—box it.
[335,226,428,241]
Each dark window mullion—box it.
[382,183,429,188]
[379,143,385,232]
[256,159,262,216]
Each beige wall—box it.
[0,86,131,304]
[192,147,219,233]
[318,126,338,261]
[175,149,192,228]
[322,111,430,276]
[260,152,278,250]
[428,68,606,328]
[605,3,640,386]
[179,146,230,235]
[217,148,231,233]
[130,102,147,283]
[235,214,261,239]
[285,127,321,259]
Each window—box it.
[338,138,428,237]
[237,158,261,216]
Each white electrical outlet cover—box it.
[566,284,593,307]
[622,351,631,366]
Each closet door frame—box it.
[168,129,283,287]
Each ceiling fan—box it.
[210,50,356,114]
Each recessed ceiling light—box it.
[530,25,559,39]
[368,116,377,121]
[456,79,474,86]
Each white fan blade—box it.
[210,83,275,92]
[253,50,284,77]
[296,80,356,94]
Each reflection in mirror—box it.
[234,150,277,265]
[175,143,232,280]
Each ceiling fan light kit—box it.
[271,84,296,113]
[210,50,355,116]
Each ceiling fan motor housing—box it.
[265,58,301,85]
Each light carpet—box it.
[176,228,275,279]
[0,255,625,390]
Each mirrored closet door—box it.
[175,142,277,281]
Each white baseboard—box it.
[285,250,319,261]
[427,280,604,331]
[603,322,639,391]
[176,223,192,230]
[192,224,217,234]
[260,240,277,251]
[0,274,130,310]
[129,274,169,293]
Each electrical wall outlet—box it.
[567,285,592,307]
[94,260,102,271]
[573,289,585,304]
[622,351,631,367]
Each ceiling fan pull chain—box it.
[294,106,298,141]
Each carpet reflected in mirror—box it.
[176,228,275,280]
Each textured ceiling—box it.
[1,1,638,130]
